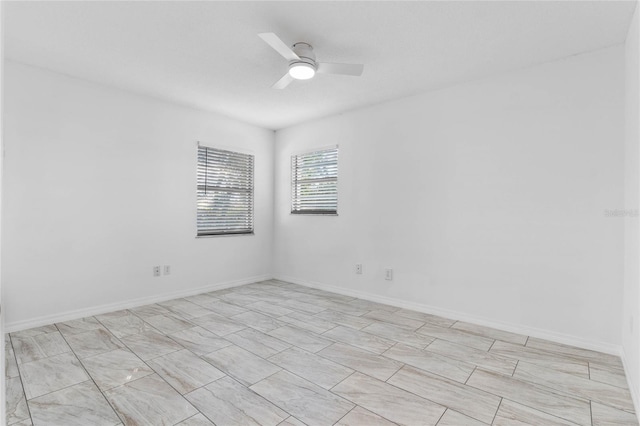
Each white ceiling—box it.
[5,1,637,130]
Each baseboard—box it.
[5,274,272,333]
[621,349,640,423]
[276,274,622,356]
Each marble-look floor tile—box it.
[246,301,294,317]
[225,328,291,358]
[28,380,120,426]
[104,374,197,426]
[395,309,457,328]
[190,313,246,336]
[591,401,639,425]
[218,292,265,306]
[388,365,500,424]
[144,314,193,334]
[169,326,232,356]
[268,346,353,390]
[489,340,590,377]
[589,363,629,388]
[65,328,124,359]
[383,343,474,383]
[466,369,591,426]
[313,300,370,317]
[20,352,88,400]
[526,337,622,367]
[175,413,215,425]
[231,311,284,333]
[436,409,486,426]
[6,376,30,425]
[313,310,373,330]
[80,348,154,391]
[332,372,445,426]
[323,325,394,355]
[318,342,403,381]
[159,299,214,319]
[198,300,248,317]
[120,330,183,361]
[9,419,33,426]
[363,310,425,330]
[129,303,171,320]
[513,361,634,412]
[492,399,580,426]
[425,339,517,376]
[202,344,280,386]
[450,321,528,345]
[278,416,307,426]
[10,281,637,426]
[416,323,494,351]
[12,331,71,364]
[183,293,220,308]
[186,376,287,426]
[277,311,337,334]
[97,311,154,338]
[268,325,333,353]
[147,349,225,394]
[251,370,354,426]
[55,317,107,337]
[11,325,58,338]
[347,299,399,313]
[362,322,434,349]
[335,406,397,426]
[276,298,327,314]
[6,342,20,379]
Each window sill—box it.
[196,232,255,238]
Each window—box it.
[197,145,254,236]
[291,147,338,214]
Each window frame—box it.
[196,143,255,237]
[290,146,339,216]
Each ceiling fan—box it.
[258,32,364,89]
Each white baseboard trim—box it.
[276,274,622,356]
[5,274,272,333]
[621,348,640,423]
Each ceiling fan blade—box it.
[317,62,364,76]
[272,73,294,89]
[258,33,300,62]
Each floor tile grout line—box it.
[510,367,631,412]
[331,405,357,426]
[490,397,503,425]
[7,333,34,425]
[464,368,596,424]
[55,324,128,425]
[80,314,210,420]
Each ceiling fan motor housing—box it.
[290,42,317,68]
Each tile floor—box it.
[5,279,638,426]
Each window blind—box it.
[291,147,338,214]
[197,145,254,236]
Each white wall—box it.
[3,62,274,329]
[623,2,640,410]
[274,46,625,350]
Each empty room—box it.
[2,1,640,425]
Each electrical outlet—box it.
[355,264,363,274]
[153,266,161,277]
[385,268,393,281]
[163,265,171,275]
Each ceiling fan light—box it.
[289,62,316,80]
